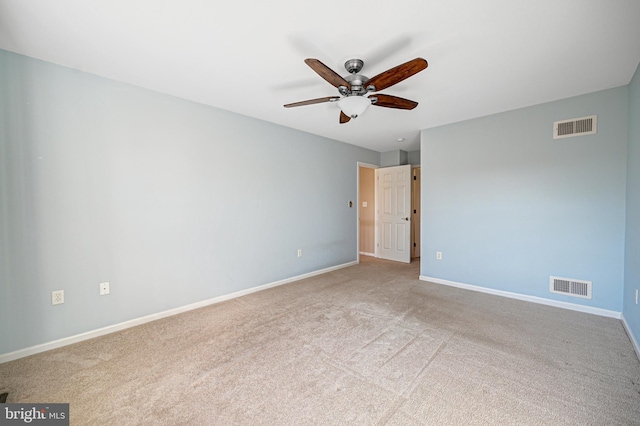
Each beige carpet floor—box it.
[1,257,640,425]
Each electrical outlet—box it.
[297,249,303,258]
[52,290,64,305]
[436,251,442,260]
[100,282,110,296]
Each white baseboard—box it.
[359,251,376,257]
[0,261,357,364]
[419,275,622,319]
[621,314,640,362]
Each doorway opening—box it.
[357,163,377,262]
[357,162,421,263]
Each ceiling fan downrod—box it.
[342,59,370,96]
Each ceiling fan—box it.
[284,57,428,123]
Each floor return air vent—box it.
[550,276,592,299]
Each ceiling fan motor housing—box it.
[345,73,369,95]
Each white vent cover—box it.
[550,276,592,299]
[553,115,597,139]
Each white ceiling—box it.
[1,0,640,152]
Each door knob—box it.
[403,217,409,221]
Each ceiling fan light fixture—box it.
[338,96,371,119]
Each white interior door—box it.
[376,165,412,263]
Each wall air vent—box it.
[553,115,597,139]
[550,276,592,299]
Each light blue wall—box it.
[380,149,408,167]
[381,149,421,166]
[421,87,629,312]
[0,49,379,355]
[624,62,640,347]
[407,150,420,166]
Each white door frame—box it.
[356,162,379,263]
[411,166,421,258]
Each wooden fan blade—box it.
[372,94,418,110]
[305,58,351,90]
[284,96,339,108]
[365,58,428,92]
[340,111,351,124]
